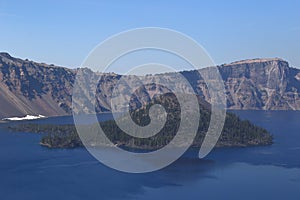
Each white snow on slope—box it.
[2,115,46,121]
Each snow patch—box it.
[2,114,46,121]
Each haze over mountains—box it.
[0,52,300,118]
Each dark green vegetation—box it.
[9,93,273,149]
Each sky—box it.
[0,0,300,71]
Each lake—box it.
[0,111,299,200]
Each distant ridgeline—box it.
[1,52,300,120]
[9,93,273,150]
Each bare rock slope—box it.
[1,52,300,118]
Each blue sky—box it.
[1,0,300,70]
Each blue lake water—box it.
[0,111,299,200]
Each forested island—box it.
[8,93,273,150]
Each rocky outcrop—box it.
[0,52,74,118]
[1,53,300,118]
[218,58,300,110]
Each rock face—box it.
[0,53,74,118]
[218,58,300,110]
[1,52,300,118]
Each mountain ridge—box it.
[1,52,300,118]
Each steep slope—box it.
[1,52,300,118]
[218,58,300,110]
[0,53,74,118]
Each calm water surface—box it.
[0,111,299,200]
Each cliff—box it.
[1,52,300,118]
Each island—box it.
[8,93,273,150]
